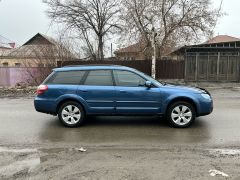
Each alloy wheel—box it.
[171,105,192,126]
[61,105,81,125]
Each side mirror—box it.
[145,81,152,88]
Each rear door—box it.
[44,70,86,99]
[77,70,116,114]
[113,70,161,114]
[42,70,86,113]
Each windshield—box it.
[136,71,163,87]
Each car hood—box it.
[161,83,208,94]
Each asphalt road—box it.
[0,88,240,147]
[0,88,240,179]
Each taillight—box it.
[36,85,48,95]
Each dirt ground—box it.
[1,145,240,180]
[0,88,240,179]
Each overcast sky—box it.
[0,0,239,46]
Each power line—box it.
[0,34,19,48]
[0,34,15,43]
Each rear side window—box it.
[46,71,86,85]
[84,70,113,86]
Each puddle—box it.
[0,147,37,153]
[0,158,40,176]
[209,148,240,156]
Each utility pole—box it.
[111,43,113,57]
[151,28,157,79]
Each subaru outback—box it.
[34,65,213,128]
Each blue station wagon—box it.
[34,65,213,128]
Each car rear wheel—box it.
[58,101,85,127]
[167,101,195,128]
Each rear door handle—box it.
[79,90,88,92]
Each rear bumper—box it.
[34,97,57,115]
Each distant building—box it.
[170,35,240,82]
[0,35,16,60]
[0,33,76,67]
[114,39,152,60]
[114,37,175,60]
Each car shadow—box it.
[39,115,210,145]
[85,116,169,126]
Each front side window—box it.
[113,70,146,87]
[46,71,86,85]
[84,70,113,86]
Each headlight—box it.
[201,93,211,100]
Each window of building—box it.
[15,63,21,67]
[2,62,8,67]
[84,70,113,86]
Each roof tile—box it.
[204,35,240,44]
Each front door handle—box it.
[79,90,88,92]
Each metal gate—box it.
[185,52,240,82]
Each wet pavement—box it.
[0,89,240,147]
[0,88,240,179]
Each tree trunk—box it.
[151,30,156,79]
[98,36,104,60]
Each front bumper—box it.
[197,97,213,117]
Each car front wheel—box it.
[58,101,85,127]
[167,101,195,128]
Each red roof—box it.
[115,39,147,54]
[204,35,240,44]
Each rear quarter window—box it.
[45,71,86,85]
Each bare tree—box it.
[121,0,222,57]
[43,0,121,60]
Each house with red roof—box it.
[204,35,240,44]
[114,38,152,60]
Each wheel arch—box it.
[165,97,198,116]
[56,98,87,115]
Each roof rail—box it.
[63,64,122,68]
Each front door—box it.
[113,70,161,114]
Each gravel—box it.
[0,86,37,98]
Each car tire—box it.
[167,101,195,128]
[58,101,85,127]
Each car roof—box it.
[53,65,137,72]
